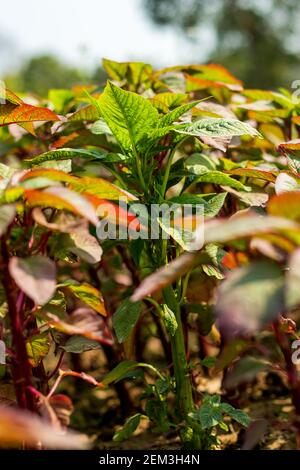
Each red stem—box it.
[0,237,35,411]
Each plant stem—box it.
[160,146,177,200]
[163,285,194,417]
[132,146,147,193]
[0,237,35,411]
[160,137,187,200]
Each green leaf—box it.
[185,153,216,174]
[61,336,101,353]
[26,332,50,367]
[34,160,72,173]
[169,192,227,218]
[145,399,169,432]
[200,357,216,368]
[151,92,187,111]
[68,104,100,121]
[25,148,108,166]
[48,89,74,113]
[102,360,162,386]
[204,193,227,217]
[39,291,66,318]
[158,101,200,127]
[102,360,140,386]
[103,59,152,87]
[58,281,106,316]
[9,256,56,306]
[113,413,145,442]
[215,261,285,337]
[102,58,128,81]
[97,81,158,152]
[70,175,137,201]
[193,171,250,191]
[202,264,224,279]
[162,305,178,336]
[112,298,142,343]
[220,403,251,427]
[219,421,229,432]
[158,217,199,251]
[90,119,113,135]
[175,118,261,139]
[190,403,223,429]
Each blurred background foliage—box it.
[144,0,300,88]
[2,0,300,95]
[4,55,108,97]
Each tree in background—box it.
[143,0,300,88]
[5,55,88,97]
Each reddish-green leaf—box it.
[9,256,56,306]
[268,192,300,220]
[24,187,99,226]
[0,103,59,127]
[59,281,107,316]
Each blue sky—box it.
[0,0,214,74]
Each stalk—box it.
[0,237,35,411]
[163,285,194,416]
[160,137,188,201]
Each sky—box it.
[0,0,214,75]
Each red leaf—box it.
[0,103,59,127]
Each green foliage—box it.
[189,394,250,430]
[1,56,300,451]
[113,413,146,442]
[97,81,158,153]
[112,298,142,343]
